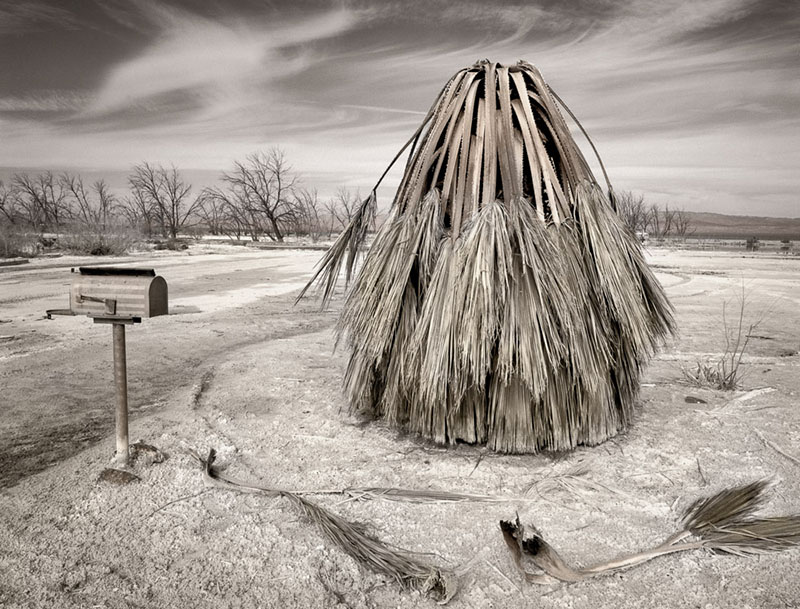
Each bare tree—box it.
[293,187,324,241]
[207,184,267,241]
[12,172,71,234]
[196,189,226,236]
[199,186,254,240]
[615,190,648,235]
[0,180,23,256]
[325,187,360,234]
[646,202,682,240]
[128,163,200,238]
[61,174,118,231]
[222,194,254,241]
[673,207,694,239]
[0,180,20,225]
[221,149,298,242]
[662,204,676,238]
[646,203,660,238]
[121,184,156,238]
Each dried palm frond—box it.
[285,491,455,599]
[343,487,514,504]
[682,479,770,533]
[500,479,800,584]
[499,518,558,585]
[296,190,377,308]
[188,448,540,505]
[197,449,456,602]
[301,59,675,453]
[699,516,800,555]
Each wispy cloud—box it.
[0,91,89,112]
[87,5,360,117]
[0,0,797,216]
[0,1,78,35]
[336,104,427,116]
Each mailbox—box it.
[69,267,168,319]
[46,266,169,467]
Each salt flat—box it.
[0,245,798,608]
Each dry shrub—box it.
[0,227,40,258]
[682,286,766,391]
[59,228,139,256]
[152,238,189,251]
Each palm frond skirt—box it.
[305,60,675,453]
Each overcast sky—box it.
[0,0,797,216]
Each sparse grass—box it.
[683,361,738,391]
[682,284,766,391]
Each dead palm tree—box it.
[302,59,675,453]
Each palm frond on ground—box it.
[195,453,800,596]
[198,449,456,601]
[304,59,675,453]
[502,480,800,583]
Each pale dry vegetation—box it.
[682,285,768,390]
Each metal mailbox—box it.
[47,266,169,467]
[70,267,168,319]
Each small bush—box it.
[153,238,189,251]
[683,361,741,391]
[59,229,138,256]
[682,286,766,391]
[0,227,39,258]
[184,226,207,241]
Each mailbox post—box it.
[48,267,168,466]
[113,323,129,463]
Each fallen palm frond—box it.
[501,479,800,584]
[342,486,515,504]
[190,447,616,506]
[197,449,456,602]
[682,479,769,532]
[300,59,674,453]
[189,450,607,599]
[186,447,538,504]
[286,489,455,601]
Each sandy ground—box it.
[0,245,799,608]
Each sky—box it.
[0,0,798,217]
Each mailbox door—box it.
[147,276,168,317]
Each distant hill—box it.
[681,211,800,240]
